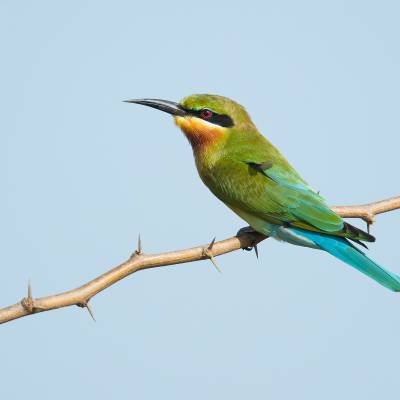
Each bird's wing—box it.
[250,160,344,233]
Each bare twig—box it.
[0,196,399,325]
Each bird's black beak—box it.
[124,98,187,117]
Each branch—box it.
[332,195,400,225]
[1,196,399,325]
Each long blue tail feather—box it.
[289,227,400,292]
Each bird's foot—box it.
[236,226,258,237]
[236,226,260,258]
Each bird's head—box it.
[125,94,256,150]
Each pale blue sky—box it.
[1,1,400,399]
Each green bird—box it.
[126,94,400,291]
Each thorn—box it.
[77,301,96,322]
[130,234,143,258]
[85,302,96,322]
[27,279,32,300]
[21,279,34,313]
[209,254,222,273]
[203,237,222,273]
[365,214,375,234]
[137,234,142,254]
[208,237,216,250]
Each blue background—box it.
[1,1,399,399]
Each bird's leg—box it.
[236,225,258,236]
[236,226,260,258]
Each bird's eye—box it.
[200,109,213,119]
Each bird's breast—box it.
[195,156,268,210]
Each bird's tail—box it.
[289,227,400,291]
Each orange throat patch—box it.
[174,116,225,150]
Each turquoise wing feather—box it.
[257,162,344,232]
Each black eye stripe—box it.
[207,113,234,128]
[182,107,234,128]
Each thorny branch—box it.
[331,196,400,231]
[0,196,399,325]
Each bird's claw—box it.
[243,243,259,258]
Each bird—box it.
[125,94,400,291]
